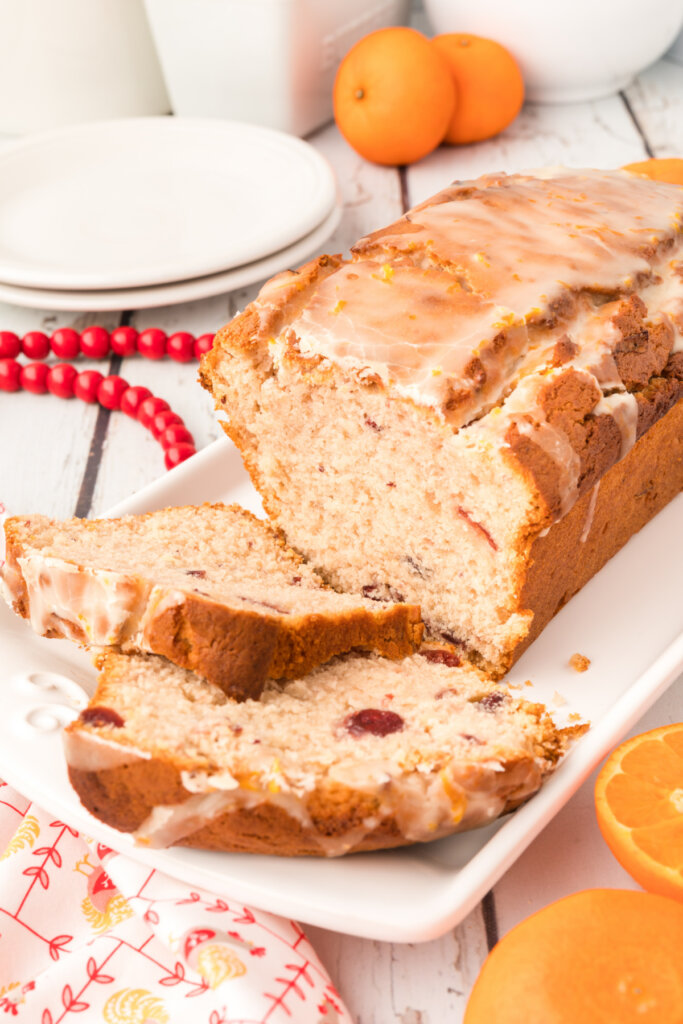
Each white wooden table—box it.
[1,56,682,1023]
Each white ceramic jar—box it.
[423,0,683,102]
[0,0,170,134]
[144,0,410,137]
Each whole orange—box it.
[333,27,455,166]
[432,33,524,145]
[595,723,683,901]
[464,889,683,1024]
[623,157,683,184]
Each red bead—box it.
[46,363,77,398]
[74,369,104,403]
[120,385,153,419]
[138,395,169,429]
[137,328,167,360]
[50,327,80,360]
[159,424,194,450]
[151,409,183,439]
[22,331,50,360]
[0,331,20,359]
[110,326,139,358]
[166,331,195,363]
[194,333,215,359]
[20,361,49,394]
[80,326,110,360]
[98,374,129,410]
[164,442,196,470]
[0,358,21,391]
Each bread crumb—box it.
[569,653,591,673]
[568,712,583,722]
[552,690,567,707]
[524,679,533,687]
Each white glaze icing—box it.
[264,169,683,524]
[17,555,147,645]
[593,391,639,459]
[64,730,151,772]
[580,482,601,544]
[130,759,542,855]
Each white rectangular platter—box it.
[1,436,682,943]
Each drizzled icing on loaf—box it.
[259,169,683,521]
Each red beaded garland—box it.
[166,331,195,363]
[159,424,194,450]
[120,385,153,419]
[150,409,183,439]
[20,362,49,395]
[0,358,22,392]
[194,333,215,359]
[74,369,104,404]
[47,363,77,399]
[98,375,129,410]
[164,442,195,470]
[22,331,50,360]
[138,395,169,429]
[0,331,21,359]
[50,328,80,360]
[137,328,167,360]
[0,322,210,470]
[110,325,138,357]
[80,325,110,360]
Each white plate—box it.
[0,201,342,311]
[1,437,681,943]
[0,118,337,290]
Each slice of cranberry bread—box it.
[1,503,422,700]
[64,648,579,856]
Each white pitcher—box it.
[0,0,170,133]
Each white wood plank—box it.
[625,58,683,154]
[309,903,488,1024]
[0,307,120,517]
[405,94,649,206]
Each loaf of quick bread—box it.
[201,168,683,675]
[65,648,577,856]
[1,503,422,700]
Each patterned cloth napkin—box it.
[0,503,351,1023]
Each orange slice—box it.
[595,723,683,901]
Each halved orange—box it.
[622,157,683,184]
[595,723,683,901]
[464,889,683,1024]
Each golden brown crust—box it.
[143,595,283,701]
[270,603,423,679]
[511,394,683,669]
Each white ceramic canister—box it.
[423,0,683,103]
[144,0,410,137]
[0,0,170,134]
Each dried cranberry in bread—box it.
[65,649,578,856]
[1,504,422,700]
[201,168,683,675]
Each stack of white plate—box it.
[0,119,341,311]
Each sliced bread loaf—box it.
[64,648,579,856]
[200,169,683,676]
[1,504,422,700]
